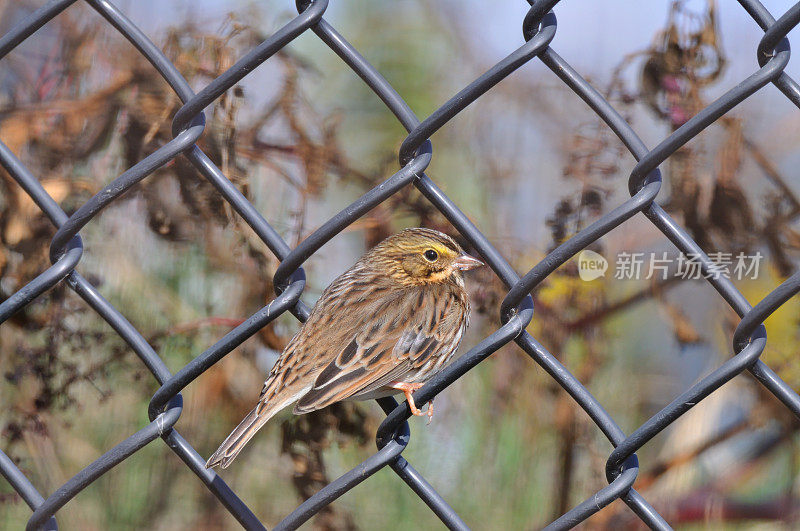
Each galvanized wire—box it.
[1,0,800,529]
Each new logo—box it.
[577,250,608,281]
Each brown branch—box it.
[566,276,681,331]
[635,418,749,490]
[147,316,245,342]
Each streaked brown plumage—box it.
[206,228,483,469]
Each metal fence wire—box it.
[2,0,800,529]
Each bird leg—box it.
[389,381,433,422]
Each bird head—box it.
[367,228,484,286]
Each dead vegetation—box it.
[1,0,799,528]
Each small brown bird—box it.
[206,228,483,469]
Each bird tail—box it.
[206,396,291,469]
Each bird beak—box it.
[453,254,485,271]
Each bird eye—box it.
[424,249,438,262]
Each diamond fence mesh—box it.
[1,0,800,529]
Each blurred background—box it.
[1,0,800,528]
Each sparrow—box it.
[206,228,483,469]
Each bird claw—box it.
[426,397,434,425]
[390,381,434,423]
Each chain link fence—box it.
[1,0,800,529]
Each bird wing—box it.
[291,281,462,414]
